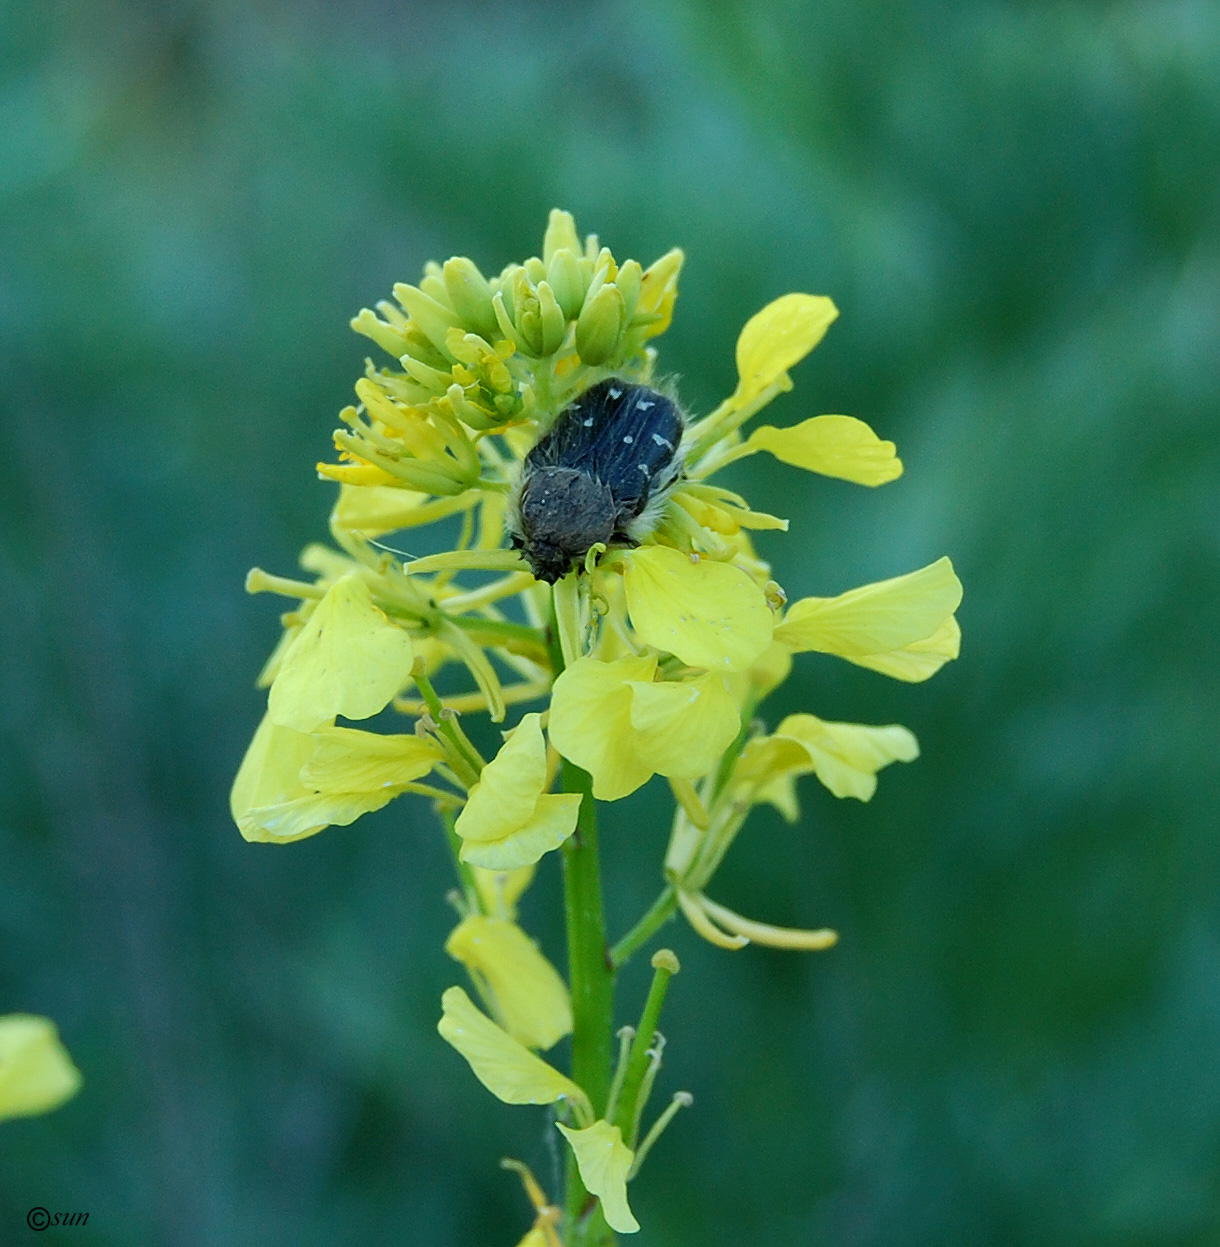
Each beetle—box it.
[509,378,685,584]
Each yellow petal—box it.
[437,987,590,1119]
[267,574,415,731]
[0,1015,82,1120]
[230,713,322,842]
[847,614,961,682]
[230,714,401,843]
[745,415,902,485]
[300,726,441,792]
[627,672,740,779]
[549,655,658,801]
[471,864,536,921]
[459,795,582,870]
[455,715,578,867]
[775,714,919,801]
[555,1121,639,1234]
[445,916,572,1050]
[734,293,838,406]
[456,714,548,842]
[733,733,817,788]
[623,546,773,673]
[774,557,962,664]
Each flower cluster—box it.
[231,211,962,1242]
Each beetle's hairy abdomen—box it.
[519,467,615,583]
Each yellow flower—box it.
[453,713,581,869]
[445,915,571,1050]
[231,715,441,843]
[0,1015,82,1121]
[548,656,740,801]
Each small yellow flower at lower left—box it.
[231,716,442,842]
[0,1015,81,1121]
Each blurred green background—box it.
[2,0,1218,1243]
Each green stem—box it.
[439,807,480,913]
[612,952,677,1144]
[610,888,678,969]
[412,671,485,783]
[561,759,615,1244]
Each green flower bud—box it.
[543,208,581,264]
[547,248,586,319]
[420,272,452,307]
[518,304,545,357]
[523,255,547,285]
[443,258,500,340]
[575,283,626,366]
[392,282,462,358]
[350,308,411,359]
[614,259,642,323]
[537,281,567,356]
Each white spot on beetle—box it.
[608,386,622,399]
[651,433,674,449]
[638,399,654,409]
[623,435,633,444]
[583,418,594,427]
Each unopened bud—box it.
[537,281,567,355]
[547,247,586,318]
[393,282,462,357]
[443,258,499,341]
[575,283,626,366]
[543,208,581,263]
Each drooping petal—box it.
[445,916,572,1050]
[623,546,773,672]
[455,713,549,844]
[300,726,441,792]
[733,293,838,407]
[555,1121,639,1234]
[775,714,919,801]
[627,672,740,779]
[774,557,962,666]
[549,655,658,801]
[459,794,582,870]
[0,1015,82,1121]
[267,574,415,731]
[745,415,902,486]
[437,987,590,1119]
